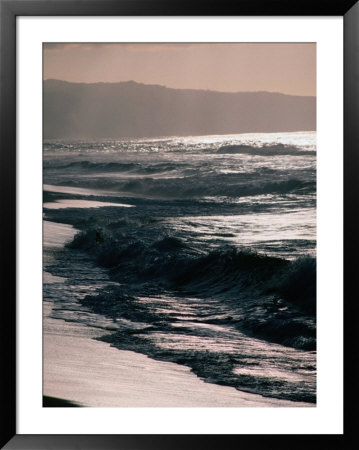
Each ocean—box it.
[43,131,316,404]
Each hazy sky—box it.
[44,43,316,96]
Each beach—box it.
[43,132,316,406]
[43,218,311,408]
[44,295,310,408]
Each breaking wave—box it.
[67,228,316,350]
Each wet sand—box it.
[43,218,311,408]
[43,304,310,407]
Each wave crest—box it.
[67,227,316,349]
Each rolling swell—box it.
[216,143,316,156]
[58,177,315,199]
[45,160,184,175]
[67,226,316,350]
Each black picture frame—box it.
[1,0,357,448]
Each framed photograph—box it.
[1,0,357,448]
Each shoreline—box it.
[44,301,312,408]
[43,219,313,408]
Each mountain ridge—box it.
[44,78,315,97]
[44,79,316,139]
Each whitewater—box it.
[43,131,316,404]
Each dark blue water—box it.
[43,132,316,404]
